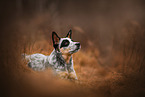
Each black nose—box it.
[75,43,80,47]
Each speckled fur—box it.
[23,30,80,80]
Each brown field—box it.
[1,0,145,97]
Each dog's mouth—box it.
[69,45,81,54]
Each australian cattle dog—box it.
[23,30,81,80]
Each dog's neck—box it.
[60,48,72,64]
[49,49,72,68]
[61,54,71,64]
[47,49,74,73]
[55,49,72,65]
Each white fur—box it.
[23,37,80,80]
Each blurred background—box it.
[1,0,145,97]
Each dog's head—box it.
[52,30,81,55]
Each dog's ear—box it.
[66,29,72,38]
[52,32,60,49]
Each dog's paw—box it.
[58,71,68,79]
[68,72,77,80]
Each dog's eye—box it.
[60,40,70,48]
[65,42,69,45]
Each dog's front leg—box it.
[68,70,77,80]
[67,62,77,80]
[57,71,68,79]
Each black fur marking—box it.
[28,62,32,68]
[52,32,60,50]
[60,40,70,48]
[66,29,72,38]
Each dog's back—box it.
[22,30,80,80]
[22,53,49,71]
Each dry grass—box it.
[1,3,145,96]
[4,31,144,97]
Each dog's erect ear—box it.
[52,32,60,49]
[66,29,72,38]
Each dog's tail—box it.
[21,53,31,61]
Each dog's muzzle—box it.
[75,43,81,50]
[69,42,81,54]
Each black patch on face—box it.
[60,39,70,48]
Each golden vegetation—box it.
[1,1,145,96]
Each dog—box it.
[23,30,81,80]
